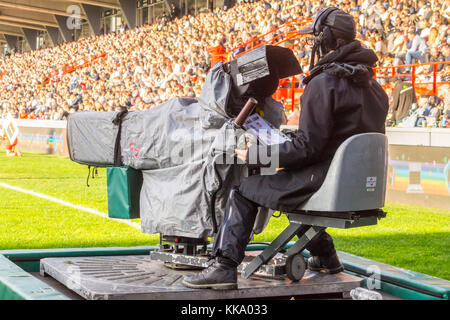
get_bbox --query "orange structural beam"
[224,17,312,61]
[41,52,108,85]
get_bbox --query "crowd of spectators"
[0,0,449,127]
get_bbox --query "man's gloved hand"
[235,147,248,162]
[281,128,298,139]
[235,132,256,163]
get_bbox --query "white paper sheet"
[243,113,291,146]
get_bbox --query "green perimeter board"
[0,247,156,300]
[0,255,67,300]
[319,250,450,300]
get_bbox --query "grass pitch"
[0,150,449,280]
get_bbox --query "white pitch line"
[0,182,141,230]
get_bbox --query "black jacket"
[239,41,389,211]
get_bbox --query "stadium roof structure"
[0,0,137,50]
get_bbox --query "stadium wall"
[2,120,450,210]
[2,119,68,156]
[386,128,450,211]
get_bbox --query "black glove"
[281,128,297,139]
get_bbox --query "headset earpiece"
[321,26,337,52]
[322,26,330,52]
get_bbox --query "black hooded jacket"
[239,41,389,211]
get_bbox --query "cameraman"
[183,8,389,290]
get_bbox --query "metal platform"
[40,255,363,300]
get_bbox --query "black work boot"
[182,260,238,290]
[307,253,344,274]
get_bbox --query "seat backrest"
[297,133,388,212]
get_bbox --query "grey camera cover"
[67,62,283,238]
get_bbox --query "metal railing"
[374,61,450,96]
[274,61,450,111]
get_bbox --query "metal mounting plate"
[40,255,362,300]
[150,251,286,277]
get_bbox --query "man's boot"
[307,253,344,274]
[182,260,238,290]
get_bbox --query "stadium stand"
[0,0,449,128]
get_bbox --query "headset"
[309,7,358,70]
[309,7,340,70]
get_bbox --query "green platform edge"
[0,246,155,300]
[0,255,67,300]
[0,244,449,300]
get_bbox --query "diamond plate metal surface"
[40,255,362,300]
[63,256,179,285]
